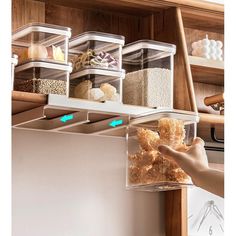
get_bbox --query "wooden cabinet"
[12,1,224,235]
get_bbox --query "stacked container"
[12,22,72,95]
[126,110,199,191]
[68,32,125,102]
[122,40,176,108]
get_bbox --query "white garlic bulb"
[28,44,48,59]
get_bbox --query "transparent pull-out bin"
[122,40,176,108]
[69,69,125,103]
[69,31,124,72]
[126,110,199,191]
[12,22,71,64]
[11,54,18,90]
[14,61,72,96]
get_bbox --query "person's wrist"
[191,165,210,187]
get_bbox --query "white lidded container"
[122,40,176,108]
[69,31,124,72]
[11,54,18,90]
[12,23,72,95]
[126,109,199,192]
[68,31,125,102]
[69,69,125,103]
[12,22,71,64]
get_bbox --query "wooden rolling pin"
[204,93,224,106]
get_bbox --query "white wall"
[12,129,165,236]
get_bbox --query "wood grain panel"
[181,8,224,34]
[12,0,45,31]
[165,188,188,236]
[45,3,151,42]
[45,4,84,36]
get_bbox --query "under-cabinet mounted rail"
[12,94,199,137]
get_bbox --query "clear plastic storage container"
[69,68,125,102]
[126,110,199,191]
[12,23,72,95]
[12,22,71,64]
[14,61,72,95]
[122,40,176,108]
[69,31,124,73]
[11,54,18,90]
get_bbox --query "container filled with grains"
[12,23,72,95]
[126,110,199,191]
[68,32,125,102]
[122,40,176,108]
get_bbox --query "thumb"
[158,145,184,161]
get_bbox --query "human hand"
[158,137,224,197]
[158,137,209,185]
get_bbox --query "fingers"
[158,145,185,160]
[192,137,205,147]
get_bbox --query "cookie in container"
[12,23,72,95]
[126,110,199,191]
[122,40,176,109]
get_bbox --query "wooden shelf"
[199,112,224,125]
[189,56,224,86]
[38,0,224,13]
[12,91,48,115]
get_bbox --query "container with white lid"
[69,31,125,73]
[69,68,125,103]
[13,61,72,95]
[12,22,71,64]
[126,109,199,191]
[11,54,18,90]
[122,40,176,109]
[12,23,72,95]
[68,32,125,102]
